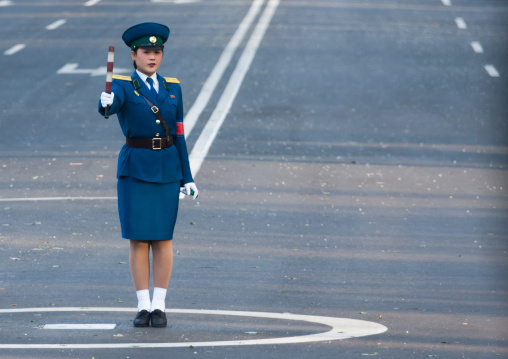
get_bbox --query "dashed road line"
[441,0,451,6]
[46,19,67,30]
[151,0,201,3]
[0,0,13,6]
[0,196,116,202]
[84,0,101,6]
[484,65,500,77]
[454,17,467,29]
[4,44,25,56]
[43,324,116,330]
[470,41,483,53]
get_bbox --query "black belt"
[126,136,173,150]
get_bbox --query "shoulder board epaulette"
[112,74,132,81]
[164,77,180,84]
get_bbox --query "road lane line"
[46,19,67,30]
[184,0,265,139]
[0,0,13,6]
[84,0,101,6]
[0,197,116,202]
[484,65,500,77]
[470,41,483,53]
[441,0,451,6]
[4,44,25,55]
[43,324,116,330]
[454,17,467,29]
[188,0,280,176]
[152,0,201,3]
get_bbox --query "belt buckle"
[152,138,162,150]
[151,106,159,114]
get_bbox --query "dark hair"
[132,46,164,70]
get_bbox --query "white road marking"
[4,44,25,55]
[441,0,451,6]
[84,0,101,6]
[0,307,387,349]
[470,41,483,53]
[484,64,500,77]
[46,19,67,30]
[454,17,467,29]
[184,0,265,139]
[57,63,130,77]
[43,324,116,330]
[0,196,116,202]
[0,0,13,6]
[188,0,280,177]
[151,0,201,3]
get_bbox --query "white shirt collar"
[136,70,158,92]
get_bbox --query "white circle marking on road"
[0,307,387,349]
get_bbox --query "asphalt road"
[0,0,507,358]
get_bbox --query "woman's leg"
[129,240,151,290]
[129,240,151,315]
[150,240,173,314]
[151,240,173,289]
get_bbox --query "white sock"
[136,289,151,312]
[151,287,167,312]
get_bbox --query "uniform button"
[156,133,160,137]
[156,120,160,124]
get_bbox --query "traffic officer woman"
[98,22,198,328]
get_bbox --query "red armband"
[176,122,184,135]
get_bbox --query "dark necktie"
[146,77,158,99]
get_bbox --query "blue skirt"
[117,176,180,241]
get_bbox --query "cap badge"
[149,36,157,44]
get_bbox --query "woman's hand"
[100,92,115,107]
[182,182,198,199]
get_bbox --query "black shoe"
[150,309,167,328]
[133,310,151,327]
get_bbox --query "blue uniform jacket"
[98,71,193,186]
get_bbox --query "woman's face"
[131,48,163,76]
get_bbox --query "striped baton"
[104,46,114,118]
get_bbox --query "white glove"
[181,182,198,199]
[100,92,114,107]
